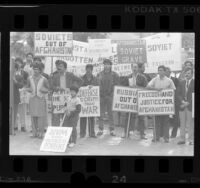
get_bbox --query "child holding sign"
[62,86,81,148]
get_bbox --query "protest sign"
[52,89,71,114]
[138,89,175,116]
[144,33,182,73]
[78,86,100,117]
[192,92,194,118]
[72,40,89,57]
[116,40,146,64]
[88,39,112,57]
[34,32,73,56]
[40,127,72,153]
[112,63,132,77]
[112,86,138,113]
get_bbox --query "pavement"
[9,124,193,156]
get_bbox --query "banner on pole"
[52,88,71,114]
[112,86,138,113]
[34,32,73,56]
[112,63,132,77]
[138,89,175,115]
[40,127,72,153]
[115,40,147,64]
[144,33,182,73]
[78,86,100,117]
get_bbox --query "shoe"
[189,142,194,145]
[21,127,26,132]
[90,135,97,138]
[110,132,116,136]
[152,138,159,142]
[68,143,75,148]
[140,135,147,140]
[97,131,103,136]
[177,141,185,145]
[129,131,134,135]
[164,139,169,143]
[30,135,37,138]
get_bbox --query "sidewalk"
[9,125,193,156]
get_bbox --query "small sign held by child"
[40,127,72,153]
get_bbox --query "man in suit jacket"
[50,60,83,126]
[177,67,194,145]
[165,67,180,138]
[123,63,148,139]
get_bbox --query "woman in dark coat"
[13,58,28,130]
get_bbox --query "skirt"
[29,96,46,117]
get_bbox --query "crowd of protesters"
[11,52,194,148]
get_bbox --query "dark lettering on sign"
[82,106,98,115]
[147,43,172,52]
[117,40,147,64]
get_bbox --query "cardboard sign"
[78,86,100,117]
[52,89,71,114]
[40,127,72,153]
[144,33,182,73]
[112,63,132,77]
[138,89,175,116]
[112,86,138,113]
[116,40,147,64]
[34,32,73,56]
[88,39,112,56]
[192,92,194,118]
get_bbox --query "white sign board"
[88,39,112,56]
[34,32,73,56]
[112,63,132,77]
[145,33,182,73]
[52,89,71,114]
[78,86,100,117]
[138,89,175,115]
[40,127,72,153]
[112,86,138,113]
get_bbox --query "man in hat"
[97,59,119,136]
[50,60,83,126]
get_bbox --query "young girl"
[62,86,81,148]
[25,63,49,138]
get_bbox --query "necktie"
[185,80,189,100]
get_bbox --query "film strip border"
[0,4,200,183]
[0,5,199,30]
[0,157,198,183]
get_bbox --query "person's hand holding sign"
[88,85,93,89]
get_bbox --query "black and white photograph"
[9,32,195,156]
